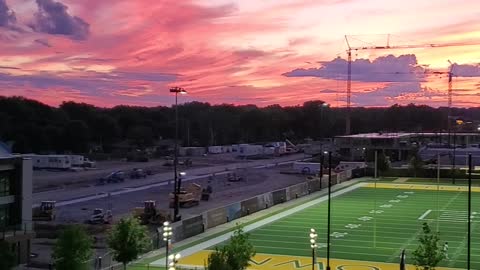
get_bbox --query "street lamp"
[452,118,465,185]
[326,151,332,270]
[168,253,181,270]
[162,221,172,269]
[309,228,318,270]
[170,86,187,222]
[320,103,330,138]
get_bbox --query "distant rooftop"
[336,132,480,139]
[336,133,415,139]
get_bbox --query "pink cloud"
[0,0,479,108]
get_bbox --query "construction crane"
[344,34,479,135]
[424,61,455,144]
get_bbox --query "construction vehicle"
[163,158,193,167]
[86,208,113,224]
[169,183,202,208]
[201,185,213,201]
[133,201,170,225]
[227,172,243,182]
[285,138,300,154]
[33,201,56,221]
[98,171,126,185]
[130,168,147,179]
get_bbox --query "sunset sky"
[0,0,479,107]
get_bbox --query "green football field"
[236,185,480,269]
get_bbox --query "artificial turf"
[224,186,480,269]
[131,182,480,270]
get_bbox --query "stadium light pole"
[170,86,187,222]
[326,151,332,270]
[162,221,173,270]
[320,103,329,138]
[319,152,324,189]
[468,153,472,270]
[309,228,318,270]
[168,253,181,270]
[452,119,464,185]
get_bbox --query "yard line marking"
[387,190,464,263]
[418,209,432,220]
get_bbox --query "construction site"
[27,147,316,268]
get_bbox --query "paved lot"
[32,154,306,206]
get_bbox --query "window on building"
[0,173,11,196]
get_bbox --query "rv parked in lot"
[25,154,72,170]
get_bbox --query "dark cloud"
[453,63,480,77]
[30,0,90,40]
[353,82,423,106]
[34,38,52,47]
[0,0,16,27]
[0,70,177,93]
[233,49,266,59]
[284,54,425,82]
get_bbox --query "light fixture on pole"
[168,253,181,270]
[468,153,472,270]
[170,86,187,222]
[162,221,173,270]
[309,228,318,270]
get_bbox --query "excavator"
[133,200,170,225]
[87,208,113,224]
[32,201,56,221]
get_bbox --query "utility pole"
[468,154,472,270]
[169,87,187,222]
[326,151,332,270]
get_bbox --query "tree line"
[0,96,479,154]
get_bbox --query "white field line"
[149,182,366,266]
[418,209,432,220]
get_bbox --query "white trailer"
[28,155,72,170]
[293,162,321,175]
[68,155,85,167]
[222,145,233,153]
[238,144,264,157]
[208,146,223,154]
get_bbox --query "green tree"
[206,226,255,270]
[412,222,445,270]
[409,150,424,178]
[376,152,390,177]
[52,225,93,270]
[0,241,16,270]
[108,217,151,270]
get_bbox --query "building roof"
[336,133,415,139]
[336,132,480,139]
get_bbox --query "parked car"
[130,168,147,179]
[98,171,126,184]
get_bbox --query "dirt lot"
[30,164,307,267]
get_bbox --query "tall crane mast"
[343,35,478,135]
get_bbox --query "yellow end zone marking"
[178,251,458,270]
[364,183,480,192]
